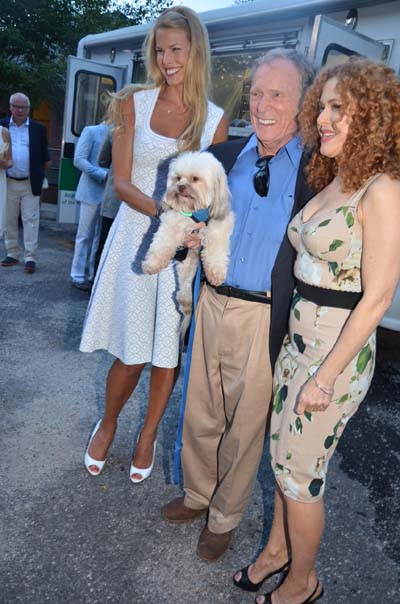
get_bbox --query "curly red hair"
[299,58,400,192]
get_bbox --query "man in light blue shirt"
[70,122,109,291]
[226,133,302,292]
[163,49,315,561]
[0,92,50,274]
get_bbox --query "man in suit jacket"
[70,122,109,291]
[163,49,315,561]
[0,92,50,274]
[92,127,120,279]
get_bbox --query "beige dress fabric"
[270,176,379,503]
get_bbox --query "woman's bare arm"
[112,96,158,217]
[211,114,229,145]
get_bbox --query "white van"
[58,0,400,329]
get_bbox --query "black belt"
[207,283,271,304]
[7,176,29,181]
[295,279,362,310]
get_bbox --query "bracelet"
[312,374,334,396]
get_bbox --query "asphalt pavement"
[0,219,399,604]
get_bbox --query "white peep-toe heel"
[130,433,157,484]
[84,420,107,476]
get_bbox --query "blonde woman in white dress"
[81,6,228,482]
[0,125,12,238]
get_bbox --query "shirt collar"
[10,116,29,127]
[238,133,303,168]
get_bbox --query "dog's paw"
[204,265,226,287]
[177,292,193,315]
[142,258,162,275]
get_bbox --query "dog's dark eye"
[192,176,199,182]
[176,176,181,181]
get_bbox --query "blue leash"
[173,263,202,484]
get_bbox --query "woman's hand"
[0,158,11,169]
[183,222,206,249]
[295,375,333,415]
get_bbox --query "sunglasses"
[253,155,273,197]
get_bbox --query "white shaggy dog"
[142,151,234,336]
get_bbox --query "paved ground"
[0,219,399,604]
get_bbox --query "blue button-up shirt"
[7,117,30,179]
[225,134,302,292]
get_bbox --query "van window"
[211,51,267,135]
[322,44,359,67]
[72,71,116,136]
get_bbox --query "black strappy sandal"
[255,581,324,604]
[232,559,291,592]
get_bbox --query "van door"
[309,15,386,68]
[58,57,125,223]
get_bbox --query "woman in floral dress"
[233,59,400,604]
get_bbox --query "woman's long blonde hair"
[106,83,147,129]
[108,7,211,151]
[145,6,211,151]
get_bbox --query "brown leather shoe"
[24,261,36,274]
[1,256,19,267]
[162,496,207,523]
[197,526,232,562]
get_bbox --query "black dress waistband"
[207,283,271,304]
[295,279,362,310]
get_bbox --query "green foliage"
[356,343,372,374]
[273,385,288,415]
[293,332,306,354]
[308,478,324,497]
[0,0,170,107]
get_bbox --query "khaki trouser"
[182,284,273,534]
[5,178,40,262]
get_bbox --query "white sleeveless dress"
[80,87,224,367]
[0,126,9,238]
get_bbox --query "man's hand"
[183,222,206,249]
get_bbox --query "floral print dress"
[270,175,379,502]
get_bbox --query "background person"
[162,49,315,562]
[92,130,117,279]
[80,6,228,482]
[70,122,109,291]
[233,59,400,604]
[0,125,12,238]
[0,92,50,274]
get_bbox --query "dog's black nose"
[178,184,187,193]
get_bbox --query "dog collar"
[179,208,209,224]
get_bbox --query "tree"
[0,0,170,107]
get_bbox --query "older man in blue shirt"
[163,49,315,561]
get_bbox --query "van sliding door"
[58,57,124,224]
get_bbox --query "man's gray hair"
[251,48,315,102]
[9,92,31,107]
